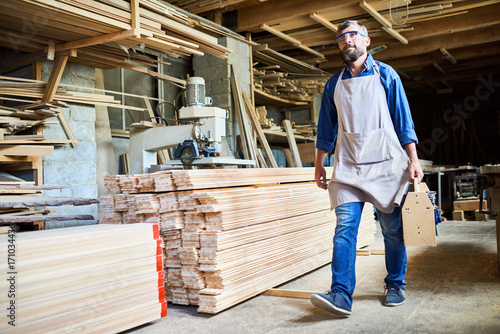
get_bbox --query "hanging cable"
[389,0,410,26]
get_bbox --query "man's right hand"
[315,165,328,190]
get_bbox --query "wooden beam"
[41,55,69,102]
[309,12,338,33]
[131,0,141,30]
[399,4,500,42]
[260,24,325,59]
[381,26,409,45]
[321,25,500,71]
[47,29,138,53]
[237,0,358,31]
[360,0,393,28]
[360,1,408,44]
[242,92,278,168]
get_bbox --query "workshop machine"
[129,77,254,174]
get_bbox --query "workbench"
[479,165,500,271]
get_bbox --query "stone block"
[69,119,95,141]
[43,187,74,198]
[72,184,99,199]
[43,161,96,184]
[70,105,96,122]
[73,141,97,162]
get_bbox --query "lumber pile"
[1,0,235,83]
[101,167,377,314]
[255,105,277,129]
[0,171,98,230]
[0,101,75,144]
[253,69,327,104]
[0,223,166,333]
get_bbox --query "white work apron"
[328,64,409,213]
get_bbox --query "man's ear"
[365,36,371,47]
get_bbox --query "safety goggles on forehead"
[336,30,367,43]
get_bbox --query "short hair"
[337,20,368,37]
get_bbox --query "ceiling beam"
[320,26,500,71]
[260,24,325,59]
[309,12,338,33]
[359,0,408,44]
[400,4,500,41]
[237,0,358,31]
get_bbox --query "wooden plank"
[263,288,313,299]
[242,92,278,168]
[282,120,302,168]
[56,109,78,148]
[0,195,98,209]
[230,67,255,163]
[0,214,94,223]
[0,145,54,156]
[49,28,138,53]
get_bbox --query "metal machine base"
[150,158,256,171]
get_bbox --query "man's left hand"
[408,159,424,183]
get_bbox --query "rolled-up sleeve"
[381,64,418,147]
[316,76,339,152]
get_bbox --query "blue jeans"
[331,202,407,306]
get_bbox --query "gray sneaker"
[385,284,406,306]
[310,290,352,316]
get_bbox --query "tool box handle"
[413,178,420,192]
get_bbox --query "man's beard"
[340,45,365,63]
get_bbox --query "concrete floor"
[125,220,500,334]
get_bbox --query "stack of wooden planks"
[0,223,166,333]
[255,106,277,129]
[253,69,327,103]
[101,167,377,314]
[0,171,99,229]
[1,0,235,83]
[0,100,75,144]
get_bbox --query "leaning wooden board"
[0,223,166,333]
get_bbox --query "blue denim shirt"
[316,54,418,152]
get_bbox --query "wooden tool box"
[402,180,437,247]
